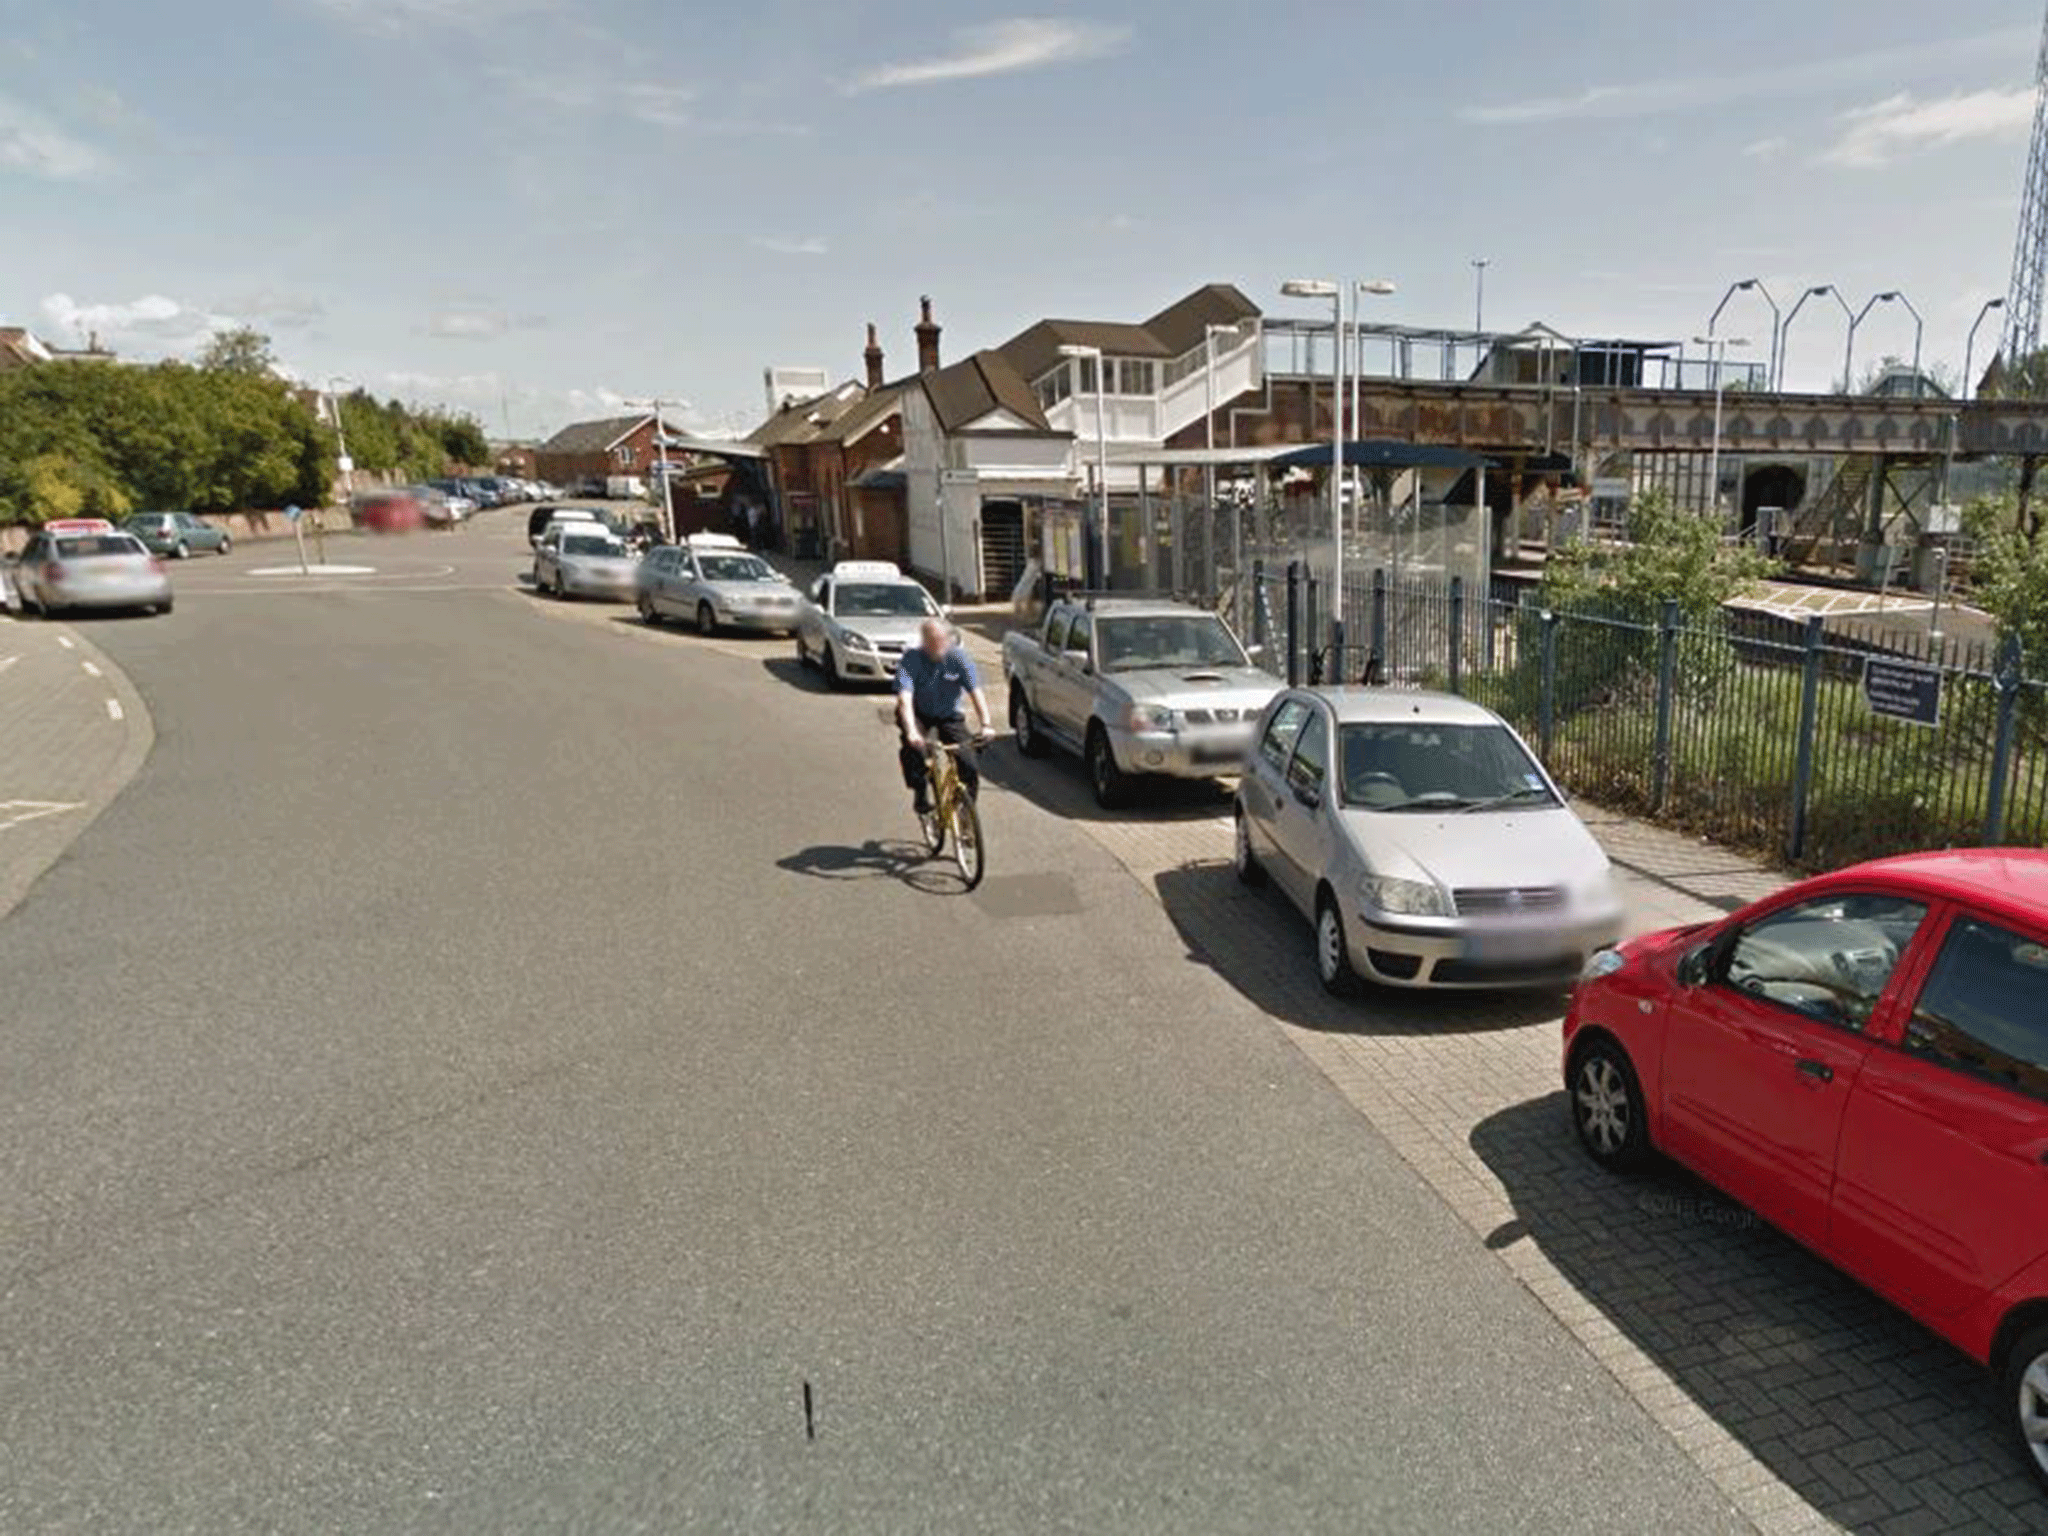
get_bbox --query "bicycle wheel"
[918,801,947,857]
[949,794,985,890]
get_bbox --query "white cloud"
[425,307,547,339]
[750,234,829,257]
[1819,86,2037,168]
[39,292,230,352]
[486,67,696,129]
[305,0,556,33]
[1742,136,1789,161]
[1460,26,2031,126]
[0,93,112,181]
[848,17,1131,93]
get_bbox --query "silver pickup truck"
[1003,596,1283,807]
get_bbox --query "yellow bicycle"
[918,741,986,890]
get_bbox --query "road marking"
[81,660,102,678]
[105,698,123,721]
[0,800,84,832]
[0,656,16,675]
[55,636,74,650]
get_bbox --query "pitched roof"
[744,381,867,449]
[922,350,1059,434]
[815,379,909,446]
[995,283,1264,385]
[1143,283,1261,355]
[536,413,653,455]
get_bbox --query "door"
[1660,891,1928,1245]
[1244,698,1313,908]
[1269,704,1335,909]
[1043,611,1093,737]
[1831,911,2048,1318]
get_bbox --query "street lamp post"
[1848,291,1921,394]
[1058,343,1112,588]
[1708,278,1782,392]
[626,397,676,543]
[1693,336,1750,519]
[1965,297,2007,402]
[1779,285,1852,394]
[324,375,355,564]
[1204,321,1236,622]
[1471,257,1490,334]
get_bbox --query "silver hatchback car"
[11,523,174,617]
[1235,688,1622,992]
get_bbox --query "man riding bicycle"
[896,617,995,818]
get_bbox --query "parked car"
[11,520,173,616]
[640,534,802,636]
[1564,849,2048,1491]
[526,504,606,546]
[410,486,475,526]
[1004,595,1281,807]
[355,492,425,533]
[794,560,943,684]
[123,511,231,559]
[532,524,637,601]
[1236,687,1621,992]
[605,475,648,501]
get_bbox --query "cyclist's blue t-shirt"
[896,646,980,721]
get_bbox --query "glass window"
[1286,710,1330,798]
[1077,357,1098,394]
[1720,893,1928,1032]
[1260,699,1311,773]
[1044,612,1071,653]
[1064,613,1092,657]
[1117,359,1155,396]
[1904,918,2048,1103]
[1095,615,1247,672]
[1340,722,1557,813]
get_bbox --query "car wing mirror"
[1676,944,1711,987]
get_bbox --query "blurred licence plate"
[1189,733,1249,766]
[1466,927,1564,964]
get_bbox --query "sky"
[2,0,2045,437]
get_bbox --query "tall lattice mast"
[2005,3,2048,364]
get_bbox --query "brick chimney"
[864,321,885,389]
[915,296,941,373]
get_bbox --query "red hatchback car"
[1564,849,2048,1487]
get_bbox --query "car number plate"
[1466,927,1564,964]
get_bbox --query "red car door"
[1830,908,2048,1320]
[1659,891,1930,1246]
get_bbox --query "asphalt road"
[0,516,1746,1533]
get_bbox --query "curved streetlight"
[1848,291,1923,396]
[1709,278,1782,391]
[1057,342,1112,587]
[1964,297,2006,401]
[1779,285,1852,395]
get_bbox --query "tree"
[1542,489,1773,625]
[439,417,490,468]
[197,326,278,376]
[1974,526,2048,670]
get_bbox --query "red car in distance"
[354,492,424,534]
[1564,849,2048,1489]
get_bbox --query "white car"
[794,561,943,688]
[636,534,802,634]
[1235,687,1623,993]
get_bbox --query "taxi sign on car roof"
[44,518,116,535]
[832,560,902,579]
[685,532,744,549]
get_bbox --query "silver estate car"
[794,561,941,687]
[1235,688,1623,992]
[637,535,802,636]
[533,525,637,601]
[12,524,174,617]
[123,511,231,558]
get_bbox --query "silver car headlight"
[842,630,876,652]
[1581,947,1627,981]
[1125,703,1176,733]
[1359,875,1453,918]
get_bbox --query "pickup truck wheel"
[1085,725,1132,809]
[1010,687,1049,758]
[1234,808,1266,887]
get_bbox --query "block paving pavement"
[959,622,2048,1536]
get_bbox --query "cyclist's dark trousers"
[900,715,980,803]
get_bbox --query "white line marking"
[55,636,74,650]
[105,698,123,721]
[0,656,17,675]
[0,799,84,831]
[81,660,101,677]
